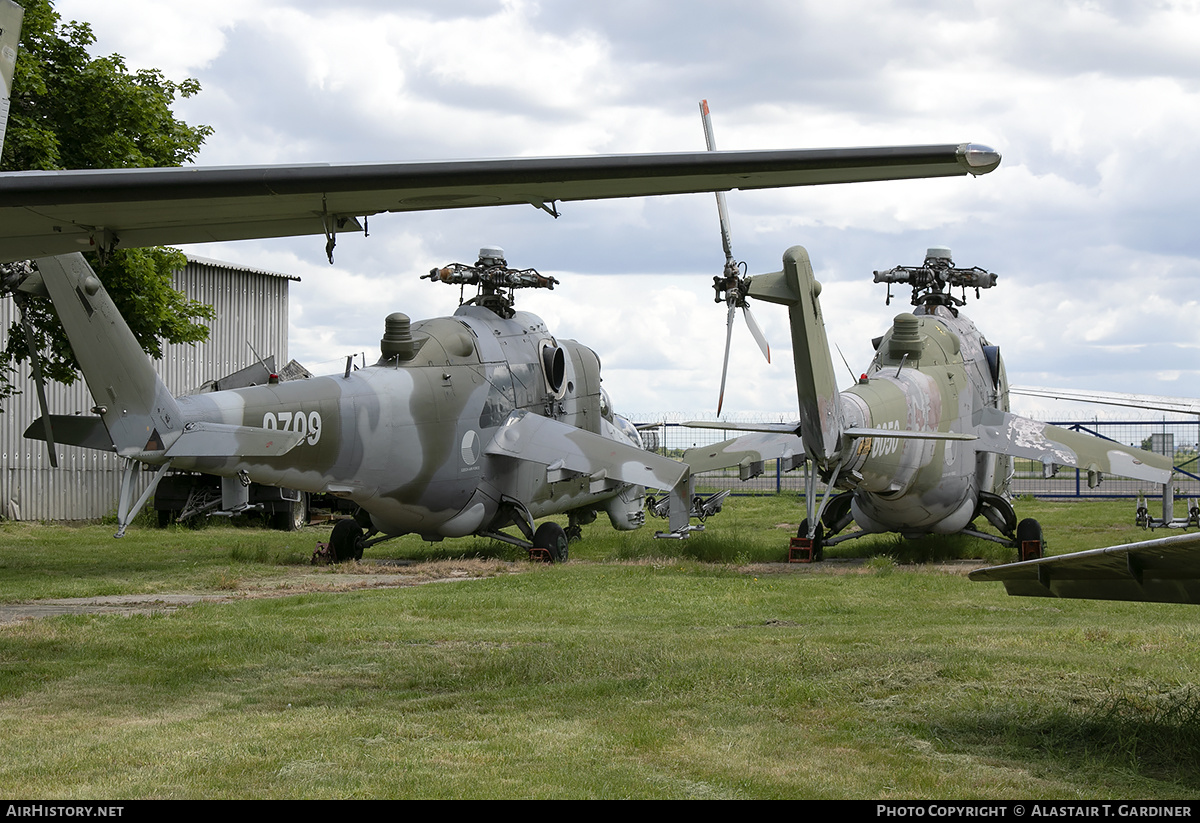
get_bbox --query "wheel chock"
[1019,539,1043,562]
[789,536,816,563]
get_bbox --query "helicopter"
[10,247,703,560]
[676,244,1175,559]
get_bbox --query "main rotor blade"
[717,301,736,417]
[742,304,770,363]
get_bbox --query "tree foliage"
[1,0,215,397]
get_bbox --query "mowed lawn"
[0,497,1197,799]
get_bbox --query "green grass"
[0,497,1196,798]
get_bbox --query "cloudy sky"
[51,0,1200,420]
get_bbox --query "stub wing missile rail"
[424,246,558,317]
[873,245,997,308]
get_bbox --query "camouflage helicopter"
[8,247,705,561]
[678,244,1175,558]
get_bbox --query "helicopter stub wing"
[972,408,1173,484]
[0,143,999,262]
[969,532,1200,605]
[485,409,686,491]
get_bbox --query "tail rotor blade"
[702,99,773,414]
[742,305,770,364]
[717,302,735,416]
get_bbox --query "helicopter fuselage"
[837,304,1009,537]
[168,305,647,539]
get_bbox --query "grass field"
[0,496,1197,799]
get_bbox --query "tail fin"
[33,254,183,457]
[747,246,843,464]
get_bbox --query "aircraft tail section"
[747,246,843,464]
[32,254,184,458]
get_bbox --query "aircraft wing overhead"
[969,532,1200,605]
[0,143,999,262]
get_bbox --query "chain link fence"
[631,413,1200,500]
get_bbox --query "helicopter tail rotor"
[701,100,770,416]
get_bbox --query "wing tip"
[958,143,1002,175]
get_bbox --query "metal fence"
[633,416,1200,500]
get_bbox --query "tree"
[0,0,215,401]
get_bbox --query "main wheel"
[1016,518,1043,561]
[271,493,309,532]
[532,522,569,563]
[329,518,364,563]
[797,518,825,562]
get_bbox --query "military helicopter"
[678,244,1175,558]
[10,247,701,560]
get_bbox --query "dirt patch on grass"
[735,558,992,576]
[0,558,519,625]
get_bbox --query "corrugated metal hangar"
[1,255,296,521]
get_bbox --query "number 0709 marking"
[262,410,322,445]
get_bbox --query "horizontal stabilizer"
[683,420,800,435]
[163,422,304,458]
[972,408,1172,484]
[970,532,1200,605]
[845,426,977,442]
[485,409,686,491]
[24,415,113,451]
[684,432,805,477]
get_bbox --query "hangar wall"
[0,255,294,521]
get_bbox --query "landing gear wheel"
[565,524,583,544]
[820,492,854,537]
[1016,518,1043,562]
[329,518,364,563]
[271,493,309,531]
[797,519,825,562]
[157,509,178,528]
[532,522,569,563]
